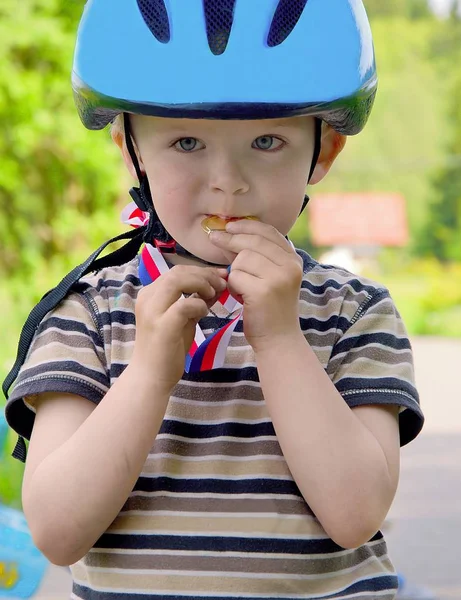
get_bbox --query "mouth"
[201,215,258,234]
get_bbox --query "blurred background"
[0,0,460,598]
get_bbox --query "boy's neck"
[163,251,227,270]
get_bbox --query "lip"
[201,214,260,234]
[205,214,240,220]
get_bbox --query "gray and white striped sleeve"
[328,289,424,446]
[5,289,109,442]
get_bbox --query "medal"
[122,202,243,373]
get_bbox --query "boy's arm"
[254,334,400,550]
[21,265,227,567]
[209,219,420,551]
[23,364,171,566]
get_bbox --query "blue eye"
[253,136,283,151]
[176,138,200,152]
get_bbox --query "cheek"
[146,162,200,217]
[271,202,303,236]
[263,164,308,227]
[148,158,189,190]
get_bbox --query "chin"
[198,249,231,266]
[178,240,230,266]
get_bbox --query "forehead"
[131,114,314,135]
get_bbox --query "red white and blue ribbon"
[121,202,242,373]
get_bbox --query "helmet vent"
[137,0,171,44]
[204,0,237,56]
[267,0,308,47]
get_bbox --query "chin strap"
[309,118,323,183]
[300,117,322,215]
[124,113,322,263]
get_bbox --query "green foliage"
[364,255,461,337]
[417,16,461,262]
[0,280,32,508]
[364,0,432,19]
[0,0,124,279]
[292,16,452,251]
[0,0,127,508]
[0,426,24,508]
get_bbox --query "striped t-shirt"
[5,249,424,600]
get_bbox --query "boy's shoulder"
[298,248,389,294]
[59,257,142,328]
[74,256,141,304]
[296,248,395,324]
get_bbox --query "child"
[3,1,424,598]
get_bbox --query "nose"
[209,153,250,198]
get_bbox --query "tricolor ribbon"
[122,202,242,373]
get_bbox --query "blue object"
[73,0,377,134]
[0,505,48,598]
[396,574,437,600]
[0,411,8,456]
[0,411,48,598]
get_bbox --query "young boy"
[3,1,424,598]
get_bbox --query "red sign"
[308,193,409,247]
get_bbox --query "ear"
[111,121,146,181]
[309,124,347,185]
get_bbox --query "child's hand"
[131,266,228,392]
[209,220,304,353]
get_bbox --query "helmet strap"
[309,118,323,183]
[299,117,323,215]
[124,114,174,245]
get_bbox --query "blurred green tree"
[418,15,461,261]
[364,0,432,19]
[0,0,124,279]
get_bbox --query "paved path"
[384,337,461,599]
[21,337,461,599]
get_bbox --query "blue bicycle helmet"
[73,0,377,135]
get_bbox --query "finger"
[230,249,276,280]
[225,219,293,252]
[209,231,289,266]
[202,267,230,291]
[188,289,228,309]
[166,296,210,330]
[215,268,230,279]
[149,269,226,313]
[185,266,229,285]
[169,266,228,296]
[226,269,259,303]
[229,252,303,297]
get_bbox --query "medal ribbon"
[121,202,242,373]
